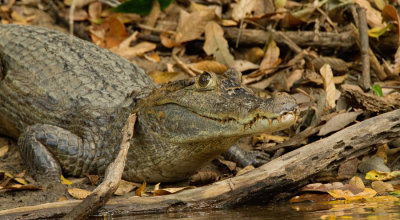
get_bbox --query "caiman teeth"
[198,110,298,128]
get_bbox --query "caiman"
[0,24,298,183]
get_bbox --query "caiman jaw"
[196,108,299,131]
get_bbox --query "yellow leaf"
[368,24,393,40]
[135,181,146,197]
[61,175,72,185]
[366,170,400,181]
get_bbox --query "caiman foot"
[18,124,82,185]
[223,145,271,168]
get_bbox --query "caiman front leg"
[18,124,85,183]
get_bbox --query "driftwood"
[1,109,399,219]
[224,28,356,49]
[62,114,136,219]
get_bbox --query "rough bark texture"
[1,109,399,219]
[224,28,356,49]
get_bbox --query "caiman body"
[0,25,297,183]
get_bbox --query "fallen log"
[1,109,399,219]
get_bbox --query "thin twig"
[69,0,76,37]
[357,6,371,90]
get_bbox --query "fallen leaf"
[354,0,385,28]
[285,69,303,91]
[328,188,377,201]
[88,1,102,20]
[144,52,161,63]
[85,174,100,185]
[372,181,394,193]
[232,0,257,21]
[232,60,259,72]
[160,32,178,48]
[3,184,40,191]
[148,71,187,84]
[189,171,218,185]
[68,188,91,200]
[0,138,9,158]
[135,181,146,197]
[366,170,400,181]
[111,42,157,59]
[203,21,234,67]
[175,9,216,44]
[61,175,72,185]
[65,8,88,21]
[217,158,237,171]
[114,180,138,196]
[318,111,363,136]
[153,186,196,196]
[190,60,228,74]
[236,165,255,176]
[320,64,338,109]
[349,176,365,190]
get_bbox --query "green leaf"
[112,0,153,15]
[158,0,173,10]
[371,84,383,97]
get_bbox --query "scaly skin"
[0,25,298,183]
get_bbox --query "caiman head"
[127,69,298,182]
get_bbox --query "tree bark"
[1,110,399,219]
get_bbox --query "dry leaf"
[3,184,40,191]
[311,57,348,74]
[175,9,216,44]
[232,0,257,21]
[285,69,303,91]
[260,40,281,71]
[153,186,196,196]
[349,176,365,190]
[85,174,100,185]
[111,42,157,59]
[88,1,102,20]
[318,111,362,136]
[189,171,218,185]
[190,60,228,74]
[90,16,128,48]
[320,64,337,109]
[244,47,264,63]
[148,71,187,84]
[65,8,88,21]
[232,60,259,72]
[0,138,9,158]
[203,21,234,67]
[160,32,178,48]
[221,19,237,26]
[236,165,255,176]
[64,0,95,7]
[114,180,138,196]
[135,181,146,197]
[218,158,237,171]
[354,0,385,28]
[371,181,394,193]
[68,188,91,200]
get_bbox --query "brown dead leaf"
[68,188,91,200]
[203,21,234,67]
[285,69,303,91]
[88,1,102,21]
[135,181,146,197]
[148,71,187,84]
[290,193,335,203]
[349,176,365,190]
[175,9,216,44]
[114,180,138,196]
[160,32,178,48]
[189,60,228,74]
[382,5,400,44]
[3,184,40,191]
[153,186,196,196]
[354,0,385,28]
[85,174,100,185]
[218,158,237,171]
[305,71,348,85]
[111,42,157,59]
[371,181,394,193]
[221,19,237,26]
[236,165,255,176]
[244,47,264,63]
[64,0,95,7]
[144,53,161,63]
[90,16,128,48]
[232,60,259,72]
[189,171,218,185]
[318,111,363,136]
[320,64,338,109]
[232,0,257,21]
[301,182,364,195]
[0,0,15,12]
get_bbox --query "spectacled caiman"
[0,24,298,183]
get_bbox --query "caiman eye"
[198,72,212,87]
